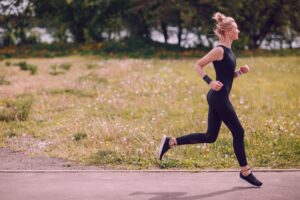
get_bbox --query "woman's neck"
[218,38,233,49]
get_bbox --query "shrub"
[78,73,108,84]
[90,150,123,165]
[0,74,10,85]
[5,61,11,66]
[102,37,156,58]
[0,94,34,121]
[86,64,98,69]
[49,63,72,75]
[17,61,38,75]
[72,132,87,141]
[48,88,97,98]
[49,64,65,75]
[5,131,16,138]
[60,63,72,71]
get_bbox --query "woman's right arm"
[195,47,224,91]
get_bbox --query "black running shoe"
[157,135,170,160]
[240,172,263,187]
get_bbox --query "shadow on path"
[130,186,258,200]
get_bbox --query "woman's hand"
[209,80,224,91]
[240,65,250,74]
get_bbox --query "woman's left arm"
[234,65,249,78]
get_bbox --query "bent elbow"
[194,63,202,71]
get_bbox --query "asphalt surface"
[0,171,299,200]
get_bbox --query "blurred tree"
[281,0,300,49]
[88,0,128,42]
[0,0,35,45]
[129,0,215,47]
[34,0,88,43]
[190,0,221,49]
[223,0,294,49]
[33,0,128,43]
[1,0,299,49]
[121,0,152,40]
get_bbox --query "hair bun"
[212,12,235,38]
[212,12,226,23]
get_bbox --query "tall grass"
[0,56,299,169]
[49,63,72,75]
[17,61,38,75]
[0,94,34,121]
[0,74,10,85]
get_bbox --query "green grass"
[0,56,299,169]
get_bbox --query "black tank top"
[212,45,236,94]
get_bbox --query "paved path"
[0,171,299,200]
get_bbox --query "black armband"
[203,75,212,84]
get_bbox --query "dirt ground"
[0,147,107,170]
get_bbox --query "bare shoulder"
[209,46,224,61]
[196,46,224,67]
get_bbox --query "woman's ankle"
[241,165,251,176]
[169,137,177,148]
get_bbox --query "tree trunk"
[289,40,293,49]
[70,24,85,43]
[177,21,182,47]
[143,23,150,39]
[18,27,27,44]
[160,21,168,44]
[248,36,261,49]
[279,35,283,49]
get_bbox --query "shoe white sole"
[157,135,167,160]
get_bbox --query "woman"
[157,12,263,187]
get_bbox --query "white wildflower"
[239,97,244,104]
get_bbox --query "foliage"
[0,94,34,121]
[1,0,299,49]
[0,0,36,45]
[0,42,299,59]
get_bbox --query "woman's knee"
[205,131,218,143]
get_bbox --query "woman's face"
[226,22,240,40]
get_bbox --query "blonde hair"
[212,12,235,38]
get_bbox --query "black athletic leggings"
[176,89,248,167]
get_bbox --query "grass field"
[0,56,299,169]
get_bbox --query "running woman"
[157,12,263,187]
